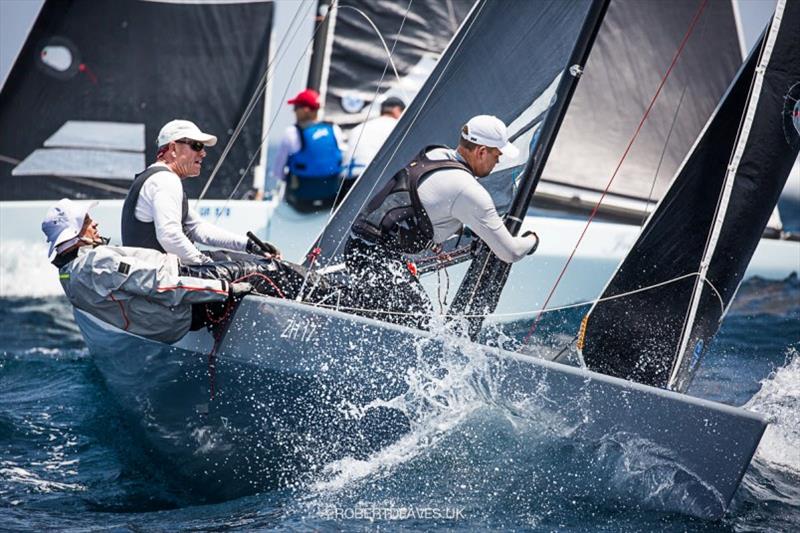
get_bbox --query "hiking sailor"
[341,96,405,203]
[121,119,279,265]
[44,199,252,344]
[269,89,347,212]
[345,115,539,328]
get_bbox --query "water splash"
[0,241,62,298]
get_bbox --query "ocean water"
[0,276,798,531]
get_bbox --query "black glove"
[521,231,539,255]
[228,281,253,300]
[246,232,281,258]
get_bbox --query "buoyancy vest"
[352,145,472,254]
[287,122,343,179]
[121,166,189,252]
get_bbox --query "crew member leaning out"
[121,119,279,265]
[346,115,539,328]
[43,199,252,344]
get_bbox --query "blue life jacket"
[287,122,342,179]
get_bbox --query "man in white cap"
[345,115,539,328]
[121,119,278,265]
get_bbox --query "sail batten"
[0,0,273,201]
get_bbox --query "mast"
[449,0,610,339]
[307,0,336,113]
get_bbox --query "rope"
[307,271,722,320]
[196,0,317,206]
[328,1,413,208]
[522,0,710,345]
[297,0,414,299]
[322,0,489,264]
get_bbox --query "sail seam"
[668,0,786,388]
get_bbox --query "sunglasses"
[175,139,205,152]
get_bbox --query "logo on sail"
[36,37,81,80]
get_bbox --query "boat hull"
[76,295,766,515]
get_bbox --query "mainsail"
[321,0,473,127]
[311,0,598,266]
[580,0,800,391]
[0,0,273,201]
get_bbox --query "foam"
[0,240,62,298]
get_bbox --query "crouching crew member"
[44,200,311,344]
[270,89,346,212]
[345,115,539,329]
[121,119,280,265]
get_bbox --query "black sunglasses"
[175,139,205,152]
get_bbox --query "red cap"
[287,89,320,110]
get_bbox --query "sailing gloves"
[521,231,540,255]
[246,235,281,259]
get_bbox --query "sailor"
[269,89,347,212]
[44,199,252,344]
[340,96,405,203]
[345,115,539,328]
[121,119,279,265]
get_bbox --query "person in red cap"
[268,88,347,212]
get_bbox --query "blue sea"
[0,275,798,531]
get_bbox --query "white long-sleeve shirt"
[134,163,248,265]
[341,115,398,179]
[268,123,347,186]
[417,148,536,264]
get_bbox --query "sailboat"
[0,0,276,296]
[68,0,800,517]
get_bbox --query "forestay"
[580,0,800,391]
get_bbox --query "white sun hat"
[461,115,520,159]
[41,198,97,259]
[156,119,217,147]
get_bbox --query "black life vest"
[352,145,472,254]
[121,165,190,251]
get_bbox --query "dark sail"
[538,0,742,216]
[449,0,610,339]
[580,0,800,391]
[323,0,473,127]
[0,0,272,201]
[312,0,596,266]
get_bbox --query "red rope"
[522,0,709,345]
[206,270,287,399]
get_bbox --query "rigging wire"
[302,271,724,320]
[521,0,711,346]
[323,0,489,264]
[327,1,414,214]
[196,0,317,206]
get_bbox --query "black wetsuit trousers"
[179,251,312,329]
[343,237,432,330]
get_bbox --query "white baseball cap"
[461,115,519,159]
[41,198,97,259]
[156,119,217,148]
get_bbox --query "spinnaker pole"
[449,0,610,339]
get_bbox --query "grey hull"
[75,295,765,515]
